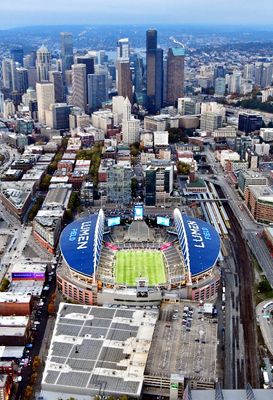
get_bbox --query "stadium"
[57,207,221,305]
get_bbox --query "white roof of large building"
[11,262,47,274]
[41,303,158,398]
[0,316,29,327]
[0,293,32,303]
[8,280,44,297]
[0,346,24,359]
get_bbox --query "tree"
[131,177,138,199]
[32,356,41,372]
[168,127,189,144]
[0,278,10,292]
[27,196,45,222]
[30,372,38,385]
[258,279,271,293]
[177,161,190,175]
[40,174,52,191]
[47,160,58,175]
[48,302,56,315]
[23,385,33,400]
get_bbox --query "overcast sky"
[1,0,273,28]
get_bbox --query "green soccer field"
[115,250,166,286]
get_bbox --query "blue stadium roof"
[174,211,221,277]
[60,213,103,277]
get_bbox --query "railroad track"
[217,185,259,387]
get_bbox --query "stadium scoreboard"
[157,216,170,227]
[134,204,144,220]
[107,216,121,227]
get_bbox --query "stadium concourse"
[56,208,221,306]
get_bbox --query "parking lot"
[145,301,218,385]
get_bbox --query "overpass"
[187,197,229,202]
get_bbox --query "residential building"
[107,165,133,205]
[144,114,179,132]
[214,77,226,96]
[36,82,55,124]
[220,150,240,169]
[238,170,268,196]
[72,64,87,111]
[80,181,94,206]
[245,185,273,223]
[212,126,237,138]
[0,181,34,220]
[200,113,222,132]
[33,209,63,254]
[145,160,174,206]
[260,128,273,142]
[177,97,200,115]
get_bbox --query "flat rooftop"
[8,281,44,297]
[42,303,158,398]
[191,389,273,399]
[145,301,217,384]
[0,293,31,303]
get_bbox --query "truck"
[263,371,269,386]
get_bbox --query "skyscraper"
[116,61,132,101]
[166,47,185,106]
[72,64,87,111]
[36,82,55,124]
[16,67,29,94]
[87,73,107,112]
[11,47,24,65]
[49,71,64,103]
[107,165,133,205]
[122,97,140,145]
[60,32,73,74]
[36,45,51,82]
[75,56,95,77]
[2,59,13,90]
[146,29,163,114]
[116,38,132,102]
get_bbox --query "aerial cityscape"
[1,1,273,400]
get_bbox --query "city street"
[256,300,273,356]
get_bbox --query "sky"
[1,0,273,28]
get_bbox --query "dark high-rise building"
[48,103,73,130]
[11,47,24,65]
[116,60,132,101]
[87,73,107,112]
[75,56,95,103]
[146,29,163,114]
[60,32,73,73]
[76,56,95,77]
[49,71,64,103]
[166,47,185,106]
[145,168,156,206]
[214,65,226,80]
[131,53,144,97]
[155,48,163,110]
[238,113,263,134]
[16,67,29,94]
